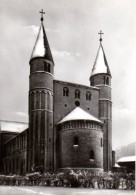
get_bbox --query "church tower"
[27,10,54,172]
[90,31,112,171]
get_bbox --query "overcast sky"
[0,0,136,149]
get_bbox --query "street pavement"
[0,186,135,195]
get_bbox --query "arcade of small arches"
[58,120,103,131]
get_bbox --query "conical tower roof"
[30,20,54,63]
[91,42,111,77]
[58,107,103,124]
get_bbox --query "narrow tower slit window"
[44,62,47,72]
[75,89,80,99]
[48,64,51,73]
[63,87,69,96]
[90,150,94,160]
[101,138,103,147]
[106,77,109,85]
[73,136,79,146]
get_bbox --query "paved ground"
[0,186,134,195]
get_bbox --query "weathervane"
[39,9,45,22]
[98,30,104,42]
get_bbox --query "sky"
[0,0,136,150]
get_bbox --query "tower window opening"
[75,89,80,99]
[48,64,51,73]
[101,138,103,147]
[44,62,51,73]
[86,92,91,100]
[73,136,79,146]
[106,77,109,85]
[63,87,69,96]
[90,150,94,160]
[44,62,48,72]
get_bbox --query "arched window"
[75,89,80,99]
[90,150,94,159]
[63,87,69,96]
[73,136,79,146]
[86,92,91,100]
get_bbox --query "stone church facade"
[1,14,113,175]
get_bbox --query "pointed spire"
[91,31,111,77]
[30,10,54,63]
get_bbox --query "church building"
[1,11,113,174]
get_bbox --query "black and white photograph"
[0,0,135,194]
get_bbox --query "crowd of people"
[0,169,135,190]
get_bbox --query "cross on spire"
[39,9,45,22]
[98,30,104,42]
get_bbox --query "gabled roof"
[58,107,103,124]
[30,23,54,63]
[91,43,111,77]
